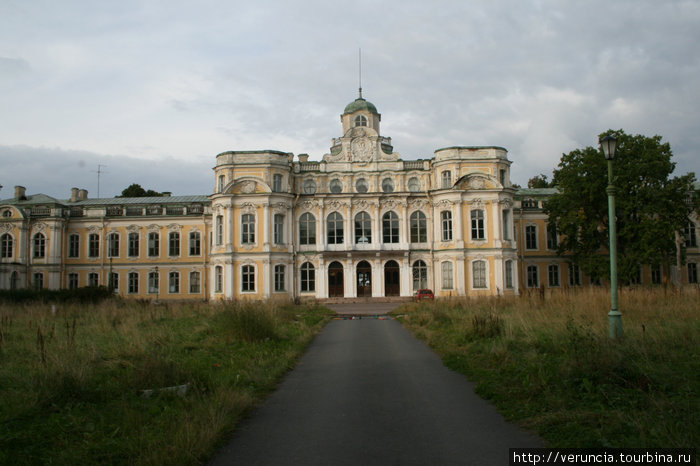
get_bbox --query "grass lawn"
[395,287,699,449]
[0,299,333,465]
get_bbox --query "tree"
[117,184,164,198]
[544,129,697,284]
[527,174,553,188]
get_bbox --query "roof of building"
[0,194,210,206]
[343,97,378,115]
[515,188,559,197]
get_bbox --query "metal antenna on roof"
[358,48,362,99]
[92,164,107,198]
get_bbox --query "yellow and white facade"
[1,94,698,300]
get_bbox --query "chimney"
[78,189,88,201]
[298,154,309,163]
[70,187,79,202]
[14,185,26,200]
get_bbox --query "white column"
[225,261,234,298]
[494,257,504,295]
[373,257,382,296]
[455,201,464,247]
[318,259,327,298]
[263,204,270,251]
[319,204,326,251]
[226,206,234,251]
[400,258,411,296]
[346,258,355,298]
[456,257,465,295]
[263,259,270,297]
[399,202,408,246]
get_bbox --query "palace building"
[1,94,698,300]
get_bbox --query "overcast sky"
[1,0,699,199]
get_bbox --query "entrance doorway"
[384,260,400,296]
[328,261,344,297]
[356,261,372,297]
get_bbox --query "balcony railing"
[30,207,51,217]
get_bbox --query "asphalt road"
[209,313,542,465]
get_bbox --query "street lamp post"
[600,135,623,339]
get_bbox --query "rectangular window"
[472,261,486,288]
[241,214,255,244]
[505,260,513,289]
[189,232,201,256]
[218,175,225,193]
[169,271,179,293]
[33,272,43,290]
[110,272,119,292]
[88,233,100,258]
[686,222,697,248]
[68,273,79,290]
[546,224,558,250]
[500,169,506,186]
[216,216,223,246]
[88,272,99,287]
[274,265,285,292]
[273,174,283,192]
[274,214,284,245]
[68,234,80,258]
[128,272,139,294]
[441,211,452,242]
[108,233,119,258]
[441,170,452,189]
[471,210,485,240]
[568,263,581,286]
[651,265,662,285]
[525,225,538,250]
[148,232,160,257]
[215,266,223,293]
[169,232,180,256]
[148,271,159,294]
[189,271,201,293]
[299,214,316,245]
[527,265,539,288]
[688,263,698,284]
[441,261,453,290]
[242,265,255,292]
[300,263,315,292]
[548,264,560,287]
[128,233,139,257]
[502,210,510,240]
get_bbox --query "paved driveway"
[209,307,541,465]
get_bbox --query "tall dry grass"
[397,286,699,448]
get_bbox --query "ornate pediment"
[455,173,499,191]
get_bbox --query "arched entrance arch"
[328,261,344,298]
[384,260,400,296]
[356,260,372,297]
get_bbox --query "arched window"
[472,261,487,288]
[382,211,399,243]
[410,211,427,243]
[300,262,315,292]
[327,212,344,244]
[354,115,367,127]
[412,260,428,291]
[355,212,372,244]
[299,213,316,245]
[241,213,255,244]
[471,210,485,240]
[0,233,13,258]
[33,233,46,258]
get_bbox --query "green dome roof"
[343,97,378,115]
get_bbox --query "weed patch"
[395,288,699,448]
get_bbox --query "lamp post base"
[608,310,623,339]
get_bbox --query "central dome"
[343,97,378,115]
